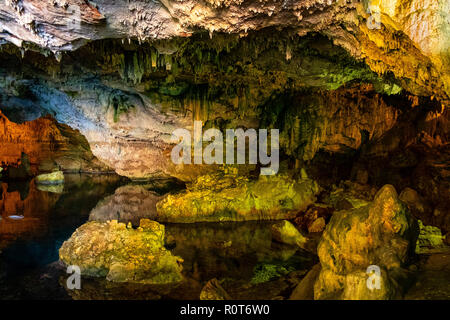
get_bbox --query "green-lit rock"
[35,171,64,185]
[315,185,419,300]
[59,219,183,284]
[156,170,320,223]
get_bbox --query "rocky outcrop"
[0,1,448,102]
[156,170,320,223]
[314,185,419,300]
[415,220,446,253]
[59,219,184,284]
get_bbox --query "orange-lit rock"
[0,110,110,175]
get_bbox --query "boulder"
[294,205,334,233]
[200,279,232,300]
[59,219,183,284]
[314,185,419,300]
[416,220,445,253]
[35,171,64,185]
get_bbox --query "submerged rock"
[59,219,183,284]
[314,185,419,300]
[156,172,320,223]
[35,171,64,185]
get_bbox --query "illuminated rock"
[415,220,445,253]
[59,219,184,284]
[0,0,447,102]
[156,171,320,223]
[314,185,419,300]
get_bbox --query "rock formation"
[59,219,184,284]
[0,1,448,101]
[0,1,446,182]
[35,170,64,184]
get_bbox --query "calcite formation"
[0,0,448,101]
[59,219,184,284]
[156,170,320,222]
[314,184,419,300]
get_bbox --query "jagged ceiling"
[0,0,449,103]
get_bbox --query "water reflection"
[89,185,163,226]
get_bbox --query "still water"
[0,174,316,300]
